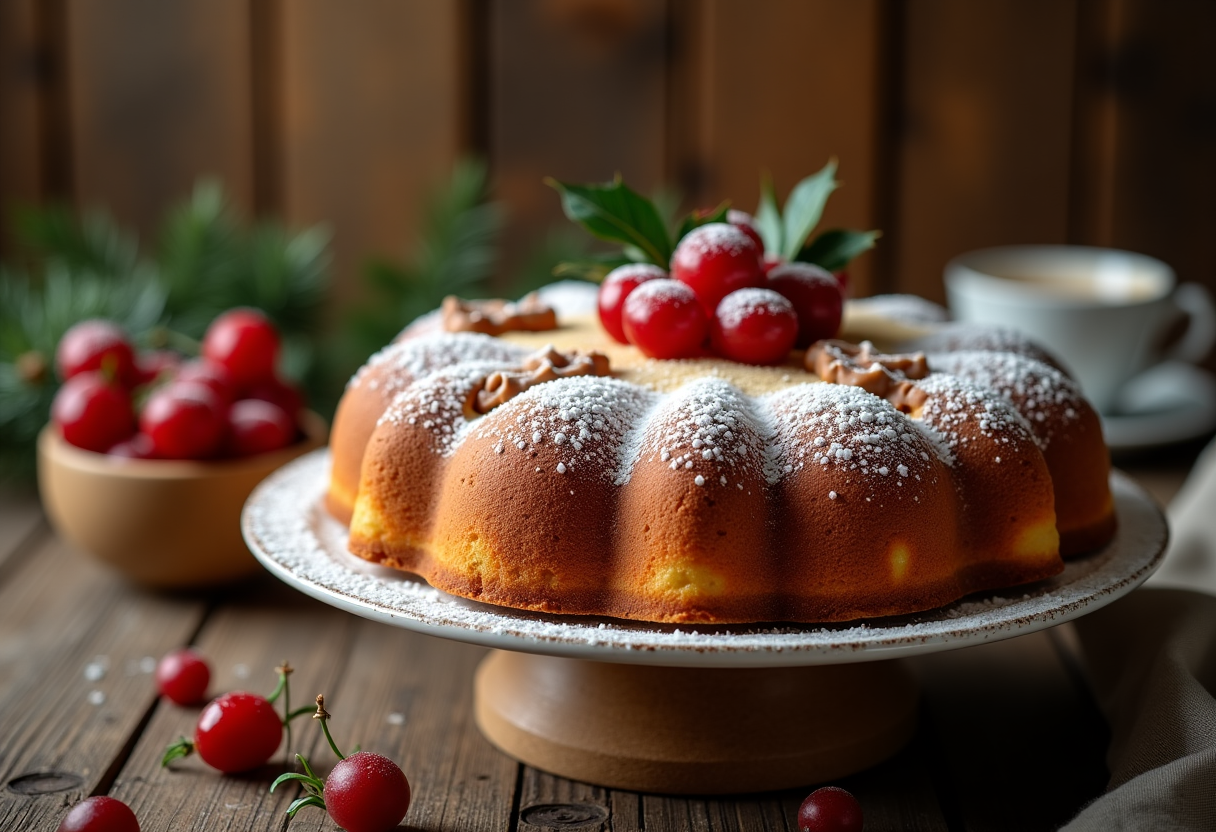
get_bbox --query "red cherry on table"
[140,381,226,460]
[155,647,211,706]
[711,288,799,365]
[671,222,764,314]
[597,263,666,344]
[56,795,140,832]
[56,320,138,386]
[767,262,844,348]
[323,751,412,832]
[798,786,863,832]
[224,399,296,457]
[622,279,709,359]
[193,691,283,773]
[727,208,766,253]
[202,308,280,390]
[52,371,135,453]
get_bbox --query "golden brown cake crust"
[330,307,1112,625]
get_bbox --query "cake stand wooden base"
[473,649,919,794]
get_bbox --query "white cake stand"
[243,450,1166,794]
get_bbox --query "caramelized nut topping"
[806,339,930,412]
[441,292,558,335]
[473,346,611,414]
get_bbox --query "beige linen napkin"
[1063,438,1216,831]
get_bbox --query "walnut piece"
[442,292,558,335]
[473,346,612,414]
[806,339,930,412]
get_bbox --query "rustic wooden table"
[0,445,1197,832]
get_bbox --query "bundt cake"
[325,300,1114,625]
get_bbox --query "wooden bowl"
[37,411,327,588]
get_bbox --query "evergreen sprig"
[0,180,331,485]
[345,159,504,362]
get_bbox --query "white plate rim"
[242,450,1166,668]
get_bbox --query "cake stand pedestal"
[243,452,1167,795]
[474,651,917,793]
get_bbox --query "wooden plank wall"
[1,0,1213,311]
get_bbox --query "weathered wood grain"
[278,0,465,308]
[1070,0,1216,301]
[679,0,885,297]
[0,531,205,831]
[0,491,44,568]
[65,0,255,233]
[893,0,1079,301]
[0,0,42,256]
[489,0,670,286]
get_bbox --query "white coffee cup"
[944,245,1216,414]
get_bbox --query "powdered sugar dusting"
[929,351,1085,447]
[244,452,1165,668]
[351,333,526,393]
[915,373,1035,459]
[675,222,755,258]
[471,375,657,485]
[640,377,773,489]
[765,383,943,489]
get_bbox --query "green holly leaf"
[780,160,839,261]
[674,200,730,245]
[754,176,782,257]
[546,176,672,267]
[798,228,880,273]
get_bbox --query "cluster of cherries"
[598,210,844,365]
[51,309,305,460]
[57,649,412,832]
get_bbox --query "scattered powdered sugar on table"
[243,451,1165,668]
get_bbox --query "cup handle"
[1166,283,1216,364]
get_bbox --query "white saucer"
[1101,362,1216,452]
[242,450,1166,669]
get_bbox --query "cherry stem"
[269,660,294,766]
[161,736,194,767]
[313,694,346,760]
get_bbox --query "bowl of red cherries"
[37,308,326,588]
[597,211,844,364]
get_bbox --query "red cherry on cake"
[598,263,666,344]
[727,208,765,253]
[202,308,280,390]
[798,786,863,832]
[56,319,138,386]
[767,262,844,348]
[671,222,763,314]
[711,288,799,365]
[140,381,226,459]
[52,371,136,453]
[224,399,296,457]
[622,279,708,359]
[834,269,849,294]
